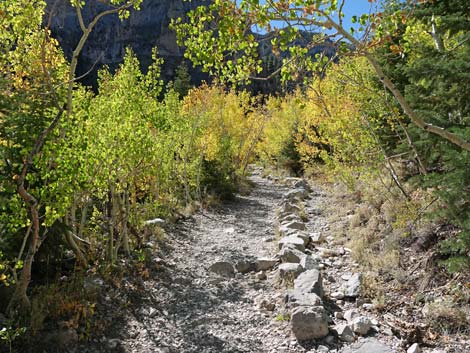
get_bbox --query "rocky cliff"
[46,0,210,87]
[45,1,336,93]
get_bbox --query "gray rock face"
[294,269,324,297]
[208,261,235,278]
[286,290,322,308]
[290,306,329,340]
[46,0,210,86]
[342,338,396,353]
[344,273,362,297]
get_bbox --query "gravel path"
[77,168,308,353]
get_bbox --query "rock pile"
[272,178,331,341]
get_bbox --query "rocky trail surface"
[72,168,459,353]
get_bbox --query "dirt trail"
[73,168,428,353]
[76,168,305,353]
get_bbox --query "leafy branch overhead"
[173,0,470,151]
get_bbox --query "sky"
[255,0,379,35]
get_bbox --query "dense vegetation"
[0,0,468,349]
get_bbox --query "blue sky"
[255,0,379,35]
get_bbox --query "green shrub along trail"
[0,1,468,352]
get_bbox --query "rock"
[334,311,344,319]
[46,0,209,88]
[309,232,325,244]
[279,213,302,223]
[278,263,304,281]
[335,324,355,342]
[293,179,311,191]
[344,273,362,298]
[208,261,235,278]
[286,290,322,308]
[294,269,323,297]
[344,309,360,323]
[293,231,310,245]
[350,316,373,335]
[278,246,305,263]
[407,343,421,353]
[291,306,329,340]
[279,220,306,232]
[331,291,345,300]
[278,202,302,215]
[145,218,165,225]
[257,271,267,280]
[284,188,309,201]
[342,338,395,353]
[278,236,306,252]
[299,254,319,270]
[256,258,278,271]
[236,260,255,273]
[362,303,374,311]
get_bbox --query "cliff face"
[46,0,210,87]
[45,1,336,93]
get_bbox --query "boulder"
[286,290,322,308]
[291,306,329,340]
[294,269,324,297]
[278,236,305,251]
[344,273,362,298]
[208,261,235,278]
[350,316,373,335]
[255,258,278,271]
